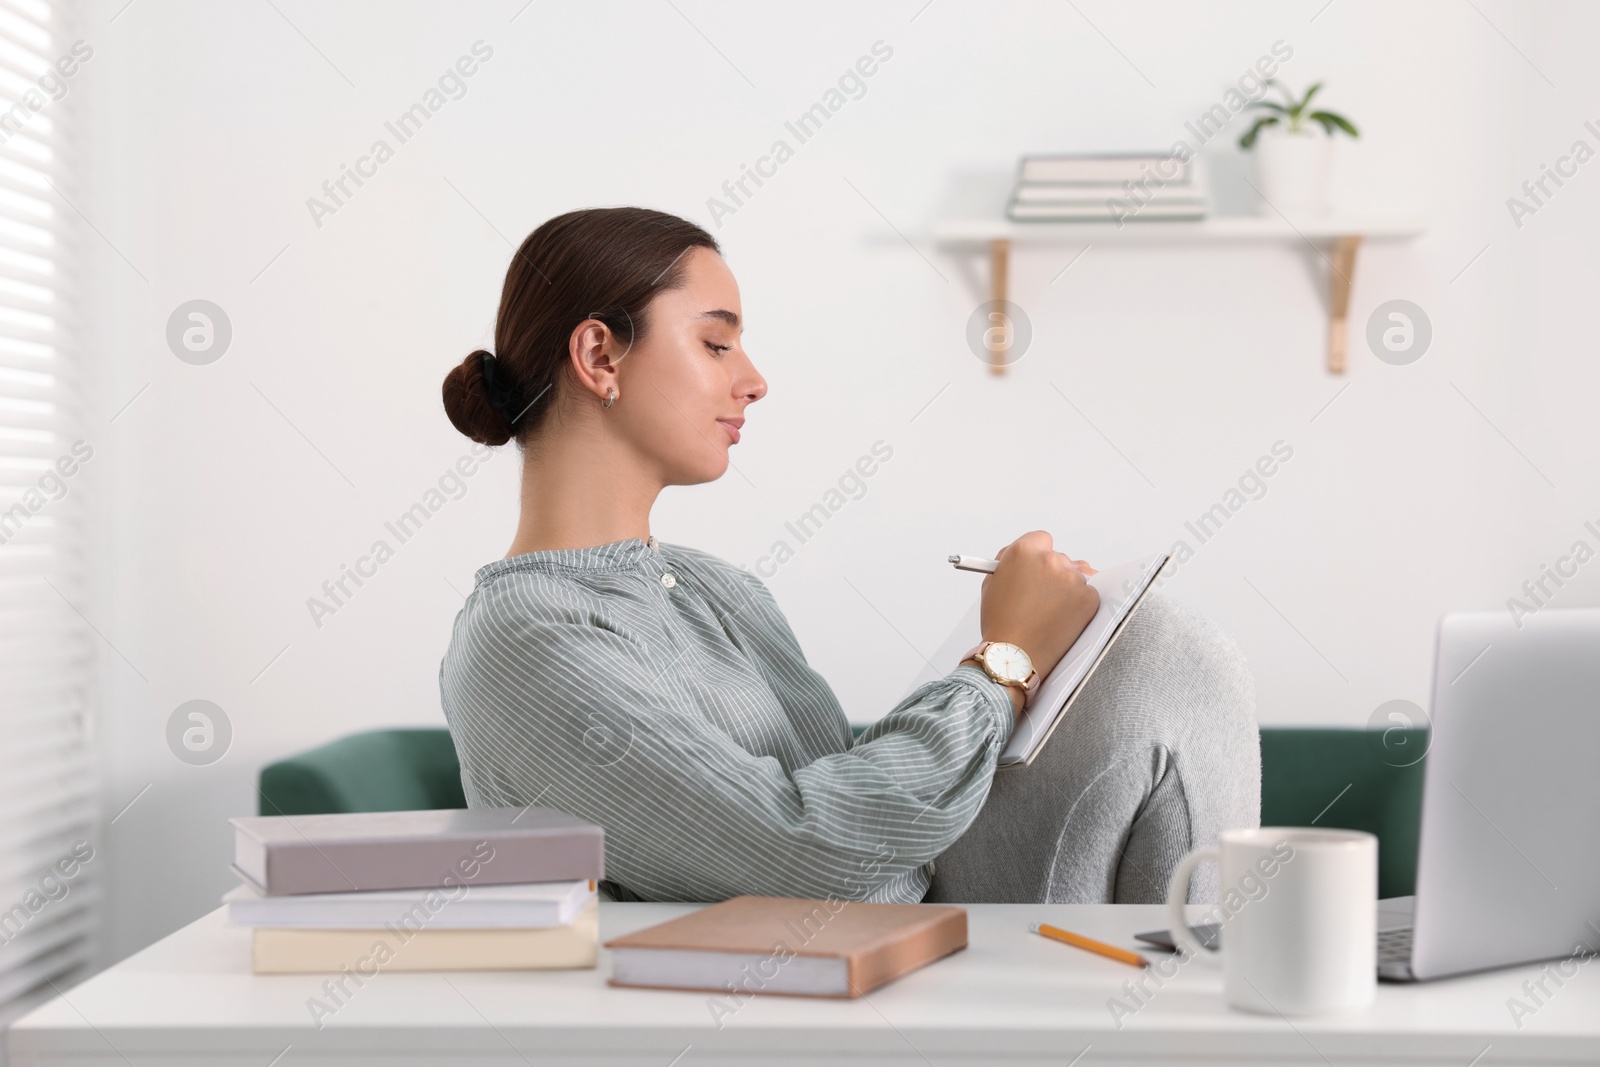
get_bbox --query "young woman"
[439,207,1259,905]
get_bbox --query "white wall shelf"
[932,214,1427,375]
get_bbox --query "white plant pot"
[1253,130,1332,218]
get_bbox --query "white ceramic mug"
[1165,827,1377,1015]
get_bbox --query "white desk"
[10,902,1600,1065]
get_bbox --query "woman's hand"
[969,531,1100,694]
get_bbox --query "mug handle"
[1165,845,1220,965]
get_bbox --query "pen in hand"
[949,553,1097,576]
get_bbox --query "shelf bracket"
[1327,235,1362,375]
[968,230,1371,375]
[988,238,1010,375]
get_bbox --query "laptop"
[1137,607,1600,981]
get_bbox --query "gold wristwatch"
[961,640,1041,706]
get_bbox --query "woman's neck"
[504,426,661,557]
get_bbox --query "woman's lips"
[716,420,741,444]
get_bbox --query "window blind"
[0,0,98,1031]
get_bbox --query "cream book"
[226,878,596,928]
[902,552,1170,767]
[604,895,966,998]
[251,899,599,973]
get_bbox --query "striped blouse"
[439,534,1016,903]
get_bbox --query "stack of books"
[1006,153,1209,223]
[224,807,605,974]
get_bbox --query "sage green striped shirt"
[439,535,1015,903]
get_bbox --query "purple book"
[230,807,604,896]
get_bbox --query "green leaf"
[1239,115,1279,149]
[1310,110,1359,137]
[1284,81,1322,122]
[1248,101,1291,116]
[1272,80,1298,109]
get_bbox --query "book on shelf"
[604,895,967,998]
[1018,152,1191,185]
[229,807,604,896]
[250,898,601,973]
[1005,201,1207,222]
[224,878,597,929]
[1008,152,1208,224]
[1011,184,1207,207]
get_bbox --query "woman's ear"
[568,319,620,402]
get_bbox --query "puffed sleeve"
[441,572,1016,903]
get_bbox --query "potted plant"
[1239,80,1358,217]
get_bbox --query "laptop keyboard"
[1378,924,1414,963]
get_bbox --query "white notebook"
[224,878,596,928]
[900,552,1170,767]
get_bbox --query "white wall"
[75,0,1599,964]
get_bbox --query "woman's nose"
[740,352,767,402]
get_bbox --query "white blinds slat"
[0,0,92,1022]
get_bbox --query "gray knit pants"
[923,593,1261,905]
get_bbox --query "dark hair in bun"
[442,207,720,447]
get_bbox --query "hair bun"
[441,349,515,447]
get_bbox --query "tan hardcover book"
[251,899,598,973]
[603,896,966,999]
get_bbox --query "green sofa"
[260,726,1427,899]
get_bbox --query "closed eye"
[706,342,731,355]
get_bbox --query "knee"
[1145,594,1253,710]
[1072,593,1258,749]
[1051,594,1261,856]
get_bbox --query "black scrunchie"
[479,352,527,431]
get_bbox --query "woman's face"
[606,246,766,486]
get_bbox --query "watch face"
[983,642,1032,684]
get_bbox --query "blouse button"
[660,572,677,589]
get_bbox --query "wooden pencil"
[1030,921,1150,968]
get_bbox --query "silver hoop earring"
[602,387,616,409]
